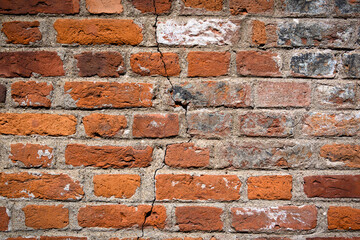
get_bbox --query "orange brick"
[247,175,292,200]
[11,81,53,108]
[187,52,230,77]
[93,174,140,198]
[2,21,41,44]
[83,114,127,138]
[165,143,210,168]
[176,206,223,231]
[10,143,54,168]
[23,205,69,229]
[328,206,360,230]
[132,114,179,138]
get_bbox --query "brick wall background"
[0,0,360,239]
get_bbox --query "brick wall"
[0,0,359,239]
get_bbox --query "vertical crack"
[137,2,193,239]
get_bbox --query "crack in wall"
[137,2,196,238]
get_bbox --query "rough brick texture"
[2,0,360,239]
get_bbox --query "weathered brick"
[239,112,294,137]
[290,52,336,78]
[78,205,166,229]
[83,114,127,138]
[0,207,9,231]
[314,83,356,109]
[11,81,53,108]
[320,144,360,168]
[2,21,41,44]
[156,174,241,201]
[301,112,360,137]
[132,0,172,14]
[236,51,281,77]
[0,0,80,14]
[221,142,313,169]
[277,21,356,48]
[163,238,202,240]
[230,0,274,14]
[93,174,140,198]
[307,238,360,240]
[0,113,76,136]
[172,81,251,108]
[86,0,123,13]
[23,205,69,229]
[256,81,311,107]
[252,20,267,45]
[232,206,317,231]
[182,0,222,11]
[130,52,180,76]
[335,0,360,15]
[40,237,87,240]
[0,172,84,200]
[54,19,143,45]
[0,84,6,103]
[328,206,360,230]
[0,52,64,78]
[187,52,230,77]
[247,175,292,200]
[343,53,360,78]
[157,19,240,46]
[10,143,54,168]
[64,82,153,109]
[187,112,232,138]
[304,175,360,198]
[65,144,152,168]
[75,52,125,77]
[165,143,210,168]
[281,0,332,14]
[175,206,223,231]
[132,114,179,138]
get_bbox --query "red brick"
[83,114,127,138]
[0,172,84,200]
[78,205,166,229]
[132,114,179,138]
[252,20,267,45]
[0,113,76,136]
[256,81,311,107]
[239,112,294,137]
[156,174,241,201]
[165,143,210,168]
[0,52,64,78]
[54,19,143,45]
[232,205,317,231]
[236,51,281,77]
[230,0,274,15]
[10,143,53,168]
[175,206,223,231]
[182,0,222,11]
[0,207,9,231]
[130,52,180,76]
[75,52,125,77]
[132,0,172,14]
[65,144,153,168]
[93,174,140,198]
[172,81,251,108]
[2,21,41,44]
[64,82,153,109]
[320,144,360,168]
[7,238,37,240]
[301,112,360,137]
[187,112,232,138]
[23,205,68,229]
[0,0,80,14]
[11,81,53,108]
[40,237,87,240]
[328,206,360,230]
[187,52,230,77]
[86,0,123,13]
[304,175,360,198]
[247,175,292,200]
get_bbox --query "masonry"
[0,0,359,239]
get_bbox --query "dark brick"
[277,21,355,48]
[290,52,336,78]
[343,53,360,78]
[282,0,332,14]
[0,0,80,14]
[0,84,6,103]
[75,52,125,77]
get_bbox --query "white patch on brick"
[157,19,239,46]
[37,149,53,160]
